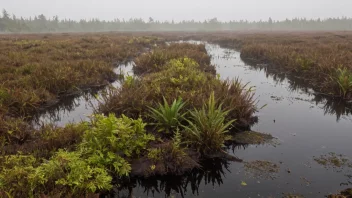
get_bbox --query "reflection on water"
[243,62,352,121]
[104,158,231,198]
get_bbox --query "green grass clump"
[335,67,352,97]
[148,97,187,134]
[183,92,235,153]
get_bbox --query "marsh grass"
[0,34,157,117]
[227,32,352,99]
[183,92,235,153]
[133,43,214,75]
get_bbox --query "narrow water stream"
[32,62,134,126]
[33,42,352,197]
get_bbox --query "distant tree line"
[1,9,352,33]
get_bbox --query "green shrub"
[0,154,38,198]
[183,92,236,153]
[0,114,155,197]
[80,114,155,158]
[33,150,113,195]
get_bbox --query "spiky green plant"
[335,67,352,97]
[183,92,235,153]
[148,97,187,134]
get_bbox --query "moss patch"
[244,160,279,180]
[231,131,274,145]
[314,153,352,170]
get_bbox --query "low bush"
[0,114,155,197]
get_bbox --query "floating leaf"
[241,181,247,186]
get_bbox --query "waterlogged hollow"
[32,62,134,127]
[33,42,352,197]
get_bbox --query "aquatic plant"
[148,97,187,134]
[183,92,236,153]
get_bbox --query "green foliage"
[81,114,154,158]
[33,150,113,194]
[335,67,352,97]
[0,114,155,197]
[148,97,187,134]
[124,75,135,87]
[183,92,236,153]
[0,154,38,197]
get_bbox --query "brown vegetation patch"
[0,34,159,117]
[314,152,352,170]
[328,188,352,198]
[231,131,274,145]
[244,160,280,180]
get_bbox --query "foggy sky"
[1,0,352,22]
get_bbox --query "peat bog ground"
[0,32,352,198]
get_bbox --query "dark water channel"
[34,42,352,198]
[32,62,134,126]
